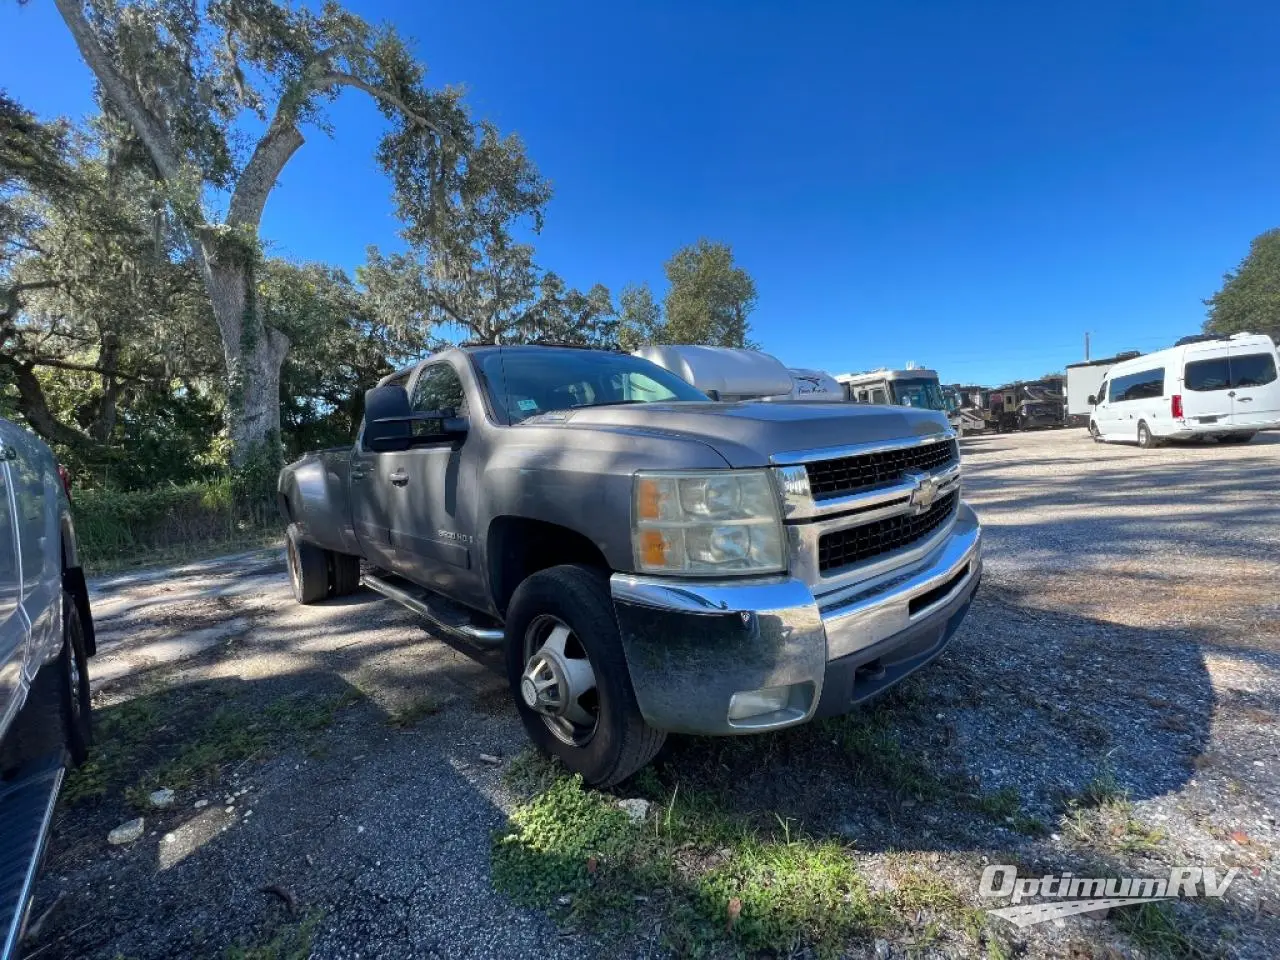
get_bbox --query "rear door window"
[1184,358,1231,392]
[1230,352,1278,388]
[0,466,17,621]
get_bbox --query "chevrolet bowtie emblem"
[905,471,941,514]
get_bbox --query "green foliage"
[71,478,275,570]
[370,109,617,346]
[1205,227,1280,342]
[616,282,664,351]
[490,769,1006,957]
[663,238,758,348]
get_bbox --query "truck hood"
[524,401,950,467]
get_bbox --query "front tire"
[1088,421,1101,442]
[61,592,92,765]
[286,523,329,604]
[504,565,665,787]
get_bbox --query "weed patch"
[491,771,993,957]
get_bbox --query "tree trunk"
[200,244,290,470]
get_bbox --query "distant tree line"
[1204,228,1280,344]
[1,0,758,494]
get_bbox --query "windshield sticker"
[517,399,539,412]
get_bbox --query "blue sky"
[4,1,1280,385]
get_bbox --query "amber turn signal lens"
[639,530,668,567]
[636,477,662,520]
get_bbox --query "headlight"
[632,470,785,575]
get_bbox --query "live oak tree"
[50,0,474,470]
[1205,228,1280,343]
[662,239,757,348]
[368,114,615,346]
[2,95,216,471]
[616,282,664,351]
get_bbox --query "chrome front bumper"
[610,503,983,735]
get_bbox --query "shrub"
[72,478,277,570]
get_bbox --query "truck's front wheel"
[504,565,665,787]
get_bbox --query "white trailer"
[1064,352,1139,427]
[633,346,843,401]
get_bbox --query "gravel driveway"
[22,429,1280,959]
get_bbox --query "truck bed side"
[278,448,362,556]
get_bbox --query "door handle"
[389,468,410,487]
[351,469,366,481]
[1237,396,1253,402]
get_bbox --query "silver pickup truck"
[278,345,981,785]
[1,419,95,959]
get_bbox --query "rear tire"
[286,523,329,604]
[1137,421,1157,449]
[331,552,362,596]
[504,565,665,787]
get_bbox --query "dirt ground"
[22,429,1280,959]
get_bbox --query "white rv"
[836,369,949,413]
[632,346,843,401]
[1088,333,1280,447]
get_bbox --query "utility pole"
[1084,331,1090,362]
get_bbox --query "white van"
[1088,333,1280,447]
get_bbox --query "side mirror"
[363,385,413,451]
[1087,395,1097,406]
[362,385,469,451]
[705,388,721,402]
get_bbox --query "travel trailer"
[632,346,843,401]
[1088,333,1280,447]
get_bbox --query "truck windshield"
[889,378,946,411]
[478,350,708,423]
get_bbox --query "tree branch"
[0,355,107,454]
[312,72,446,138]
[28,356,146,383]
[52,0,183,183]
[226,114,305,229]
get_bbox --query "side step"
[361,573,504,648]
[1,753,64,960]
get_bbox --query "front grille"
[806,439,958,500]
[818,490,958,574]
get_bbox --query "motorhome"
[1088,333,1280,447]
[632,346,843,401]
[836,369,949,413]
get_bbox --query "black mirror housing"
[362,386,468,451]
[363,385,412,451]
[1087,395,1097,406]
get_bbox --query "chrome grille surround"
[771,430,962,593]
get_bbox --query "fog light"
[728,685,793,721]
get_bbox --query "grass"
[1060,765,1165,854]
[1111,901,1207,959]
[62,683,363,807]
[386,693,450,728]
[491,766,1001,957]
[84,530,283,577]
[224,909,323,960]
